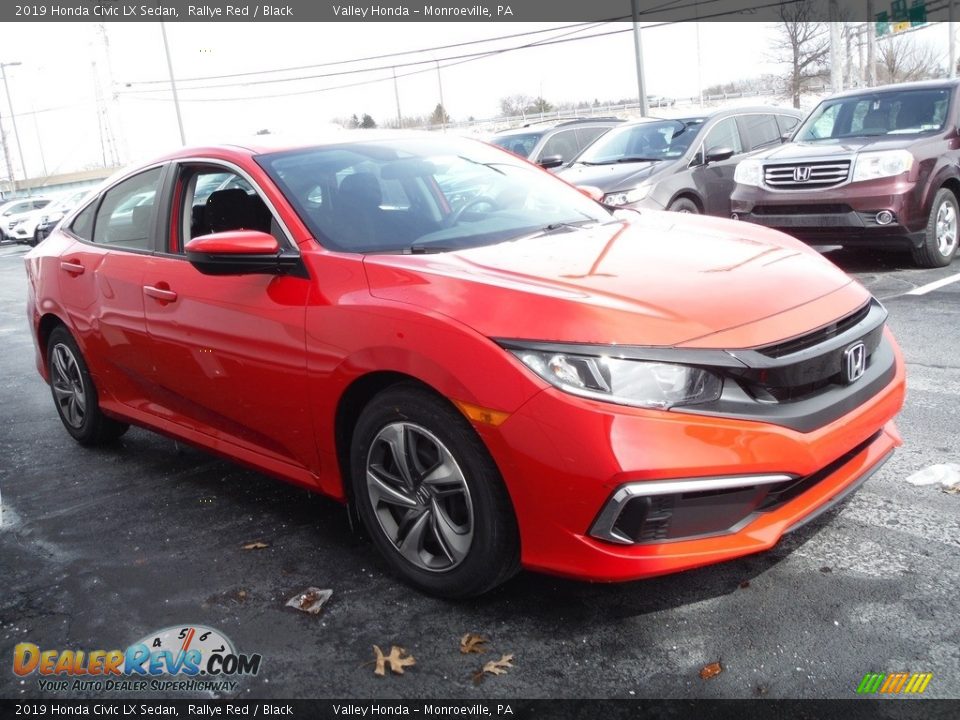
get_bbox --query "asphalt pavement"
[1,241,958,700]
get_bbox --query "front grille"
[757,302,872,359]
[764,160,851,189]
[752,203,854,216]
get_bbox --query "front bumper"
[730,177,926,247]
[481,332,905,582]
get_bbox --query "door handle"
[59,261,85,275]
[143,285,178,303]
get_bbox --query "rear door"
[56,167,165,409]
[140,161,317,472]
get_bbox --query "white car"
[0,197,51,242]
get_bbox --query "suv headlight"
[734,159,763,187]
[852,150,913,182]
[508,347,722,409]
[602,185,650,206]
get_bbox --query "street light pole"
[0,61,30,197]
[630,0,649,116]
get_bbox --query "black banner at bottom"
[1,699,958,720]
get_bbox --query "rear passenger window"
[739,114,781,150]
[92,168,163,251]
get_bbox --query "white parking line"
[905,271,960,296]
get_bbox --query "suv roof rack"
[513,116,623,129]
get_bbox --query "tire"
[912,188,959,268]
[46,326,129,445]
[668,197,699,214]
[349,384,520,598]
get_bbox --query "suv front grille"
[764,160,851,189]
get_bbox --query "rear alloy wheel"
[912,188,959,268]
[47,326,129,445]
[350,385,519,598]
[668,197,699,214]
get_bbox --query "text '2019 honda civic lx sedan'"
[24,133,905,597]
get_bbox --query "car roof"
[822,78,960,100]
[494,117,624,137]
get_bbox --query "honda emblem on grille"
[793,166,812,182]
[843,342,867,383]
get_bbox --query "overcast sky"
[0,21,952,180]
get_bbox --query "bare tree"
[499,94,533,119]
[876,36,944,84]
[772,1,829,108]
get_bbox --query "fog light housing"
[875,210,895,226]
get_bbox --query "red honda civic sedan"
[25,134,905,597]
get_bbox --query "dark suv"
[731,80,960,268]
[489,117,623,170]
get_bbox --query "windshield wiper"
[404,244,456,254]
[615,156,662,163]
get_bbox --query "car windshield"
[256,137,614,254]
[489,132,544,158]
[795,87,951,141]
[575,119,704,164]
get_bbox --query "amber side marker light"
[453,400,510,427]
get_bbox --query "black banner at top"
[3,0,954,23]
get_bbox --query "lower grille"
[752,203,854,216]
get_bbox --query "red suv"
[731,80,960,267]
[25,134,905,597]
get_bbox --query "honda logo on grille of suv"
[843,342,867,383]
[793,166,812,182]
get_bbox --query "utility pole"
[0,112,13,198]
[160,22,186,145]
[829,14,843,92]
[866,0,877,86]
[630,0,649,116]
[392,67,402,129]
[435,60,446,131]
[950,1,957,79]
[0,61,29,197]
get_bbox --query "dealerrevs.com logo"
[13,625,262,693]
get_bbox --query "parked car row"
[491,79,960,268]
[0,190,93,246]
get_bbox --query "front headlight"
[734,159,763,187]
[509,348,722,409]
[602,185,650,206]
[852,150,913,183]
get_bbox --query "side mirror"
[538,154,565,169]
[576,185,605,202]
[704,147,735,164]
[185,230,304,277]
[780,132,794,143]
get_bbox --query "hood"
[363,212,868,349]
[557,160,669,192]
[756,137,920,160]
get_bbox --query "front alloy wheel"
[366,422,474,572]
[913,188,959,268]
[350,384,520,598]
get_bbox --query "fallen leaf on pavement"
[700,661,723,680]
[373,645,416,676]
[738,580,750,589]
[460,633,489,654]
[242,541,269,550]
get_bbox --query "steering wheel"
[445,196,499,227]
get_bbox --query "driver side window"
[177,166,282,252]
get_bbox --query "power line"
[122,20,615,86]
